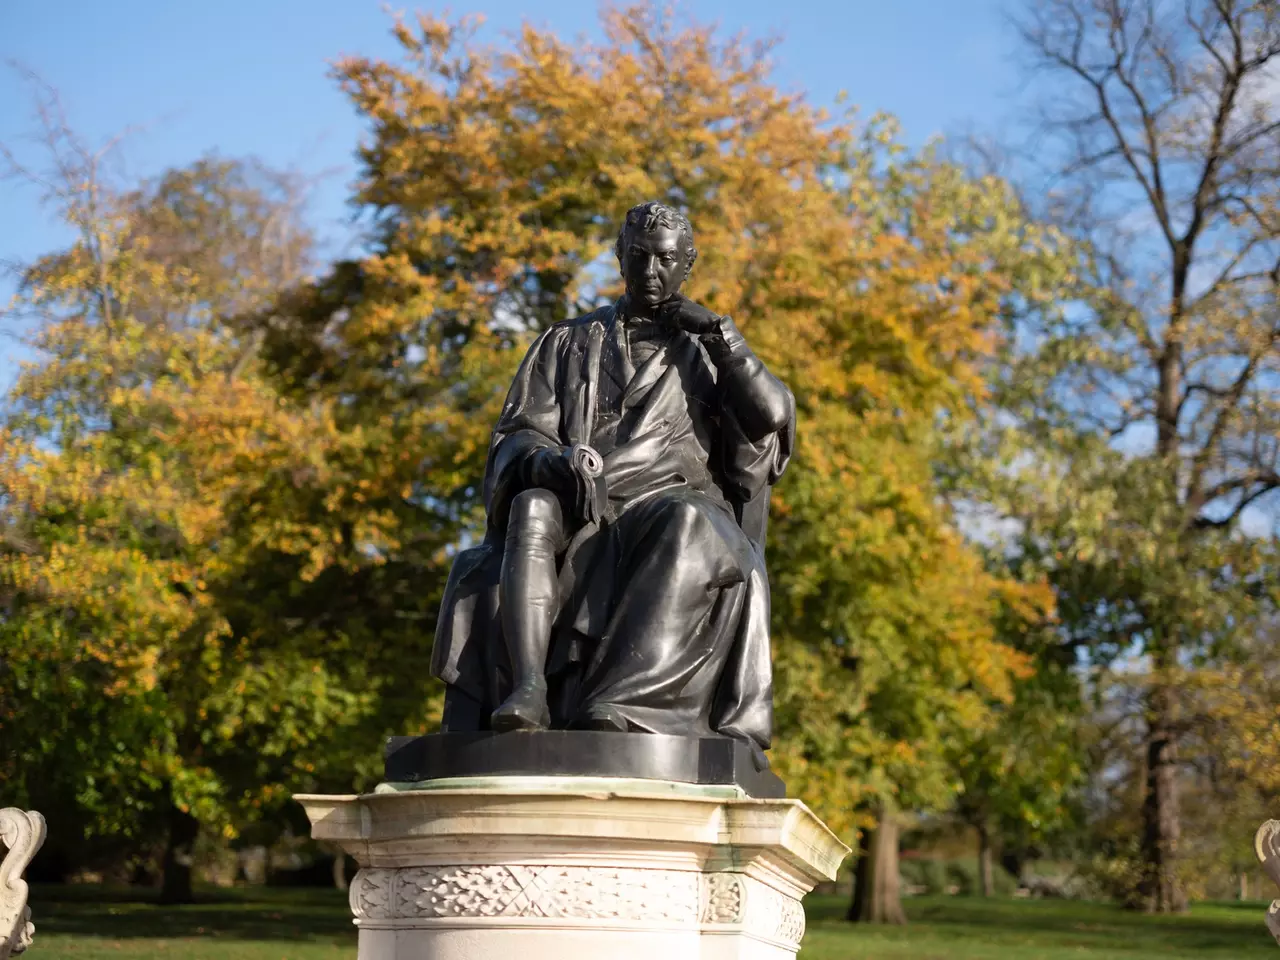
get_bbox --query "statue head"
[614,201,698,308]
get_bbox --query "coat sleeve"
[708,318,795,505]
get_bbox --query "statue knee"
[509,488,564,539]
[658,497,706,537]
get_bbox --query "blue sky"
[0,0,1023,388]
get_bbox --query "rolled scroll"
[570,443,604,479]
[569,443,607,524]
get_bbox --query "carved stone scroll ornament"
[0,809,46,959]
[349,866,805,948]
[1257,820,1280,946]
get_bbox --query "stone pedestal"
[297,779,849,960]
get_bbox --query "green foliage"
[899,857,948,895]
[899,857,1019,897]
[995,0,1280,908]
[0,155,380,853]
[946,859,1018,898]
[947,636,1085,861]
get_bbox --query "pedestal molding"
[349,865,806,948]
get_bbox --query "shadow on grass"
[805,894,1269,954]
[30,885,355,943]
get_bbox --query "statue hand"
[568,444,608,525]
[659,293,721,336]
[527,447,607,525]
[527,447,580,499]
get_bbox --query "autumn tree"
[257,4,1073,926]
[1165,606,1280,897]
[1199,618,1280,799]
[948,643,1083,896]
[1000,0,1280,912]
[0,84,367,900]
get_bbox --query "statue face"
[622,224,688,307]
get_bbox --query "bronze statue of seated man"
[430,201,794,758]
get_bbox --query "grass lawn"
[29,886,353,960]
[801,894,1279,959]
[25,885,1279,958]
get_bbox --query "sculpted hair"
[614,201,698,276]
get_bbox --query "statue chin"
[633,287,666,306]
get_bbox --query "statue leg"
[574,492,752,738]
[491,488,565,731]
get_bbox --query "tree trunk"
[332,850,349,891]
[160,802,199,904]
[978,822,994,898]
[1139,681,1186,913]
[851,808,906,925]
[846,824,872,921]
[1239,871,1249,901]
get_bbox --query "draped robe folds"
[431,299,794,752]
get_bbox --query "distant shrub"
[1070,855,1146,906]
[946,859,978,895]
[900,857,949,894]
[992,862,1023,897]
[900,858,1017,897]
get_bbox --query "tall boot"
[491,491,562,731]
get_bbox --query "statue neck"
[618,292,663,322]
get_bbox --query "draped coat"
[431,298,794,751]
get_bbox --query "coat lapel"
[603,309,632,392]
[578,316,605,445]
[621,341,671,411]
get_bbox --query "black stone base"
[383,731,786,800]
